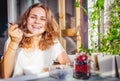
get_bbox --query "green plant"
[74,0,120,55]
[99,0,120,55]
[90,0,104,52]
[90,0,120,55]
[74,0,88,14]
[79,45,92,56]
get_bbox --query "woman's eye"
[31,16,36,19]
[41,18,47,21]
[42,18,46,20]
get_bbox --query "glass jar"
[73,52,91,79]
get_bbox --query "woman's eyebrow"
[30,14,46,18]
[30,14,37,16]
[30,14,46,17]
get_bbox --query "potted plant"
[98,0,120,77]
[108,0,120,77]
[89,0,120,77]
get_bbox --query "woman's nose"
[35,19,41,23]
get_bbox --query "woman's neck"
[31,35,41,48]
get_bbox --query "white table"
[1,67,120,81]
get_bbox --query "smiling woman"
[1,3,72,79]
[26,7,46,36]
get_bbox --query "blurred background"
[0,0,88,55]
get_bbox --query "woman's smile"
[27,7,46,35]
[32,25,43,30]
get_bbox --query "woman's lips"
[32,25,43,29]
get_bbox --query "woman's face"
[27,7,47,36]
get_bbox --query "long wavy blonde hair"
[18,3,59,50]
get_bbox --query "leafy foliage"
[74,0,120,55]
[99,0,120,55]
[79,45,92,56]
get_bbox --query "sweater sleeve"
[51,39,65,61]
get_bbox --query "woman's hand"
[8,23,23,44]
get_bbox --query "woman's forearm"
[2,42,19,78]
[57,51,72,65]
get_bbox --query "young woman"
[2,3,71,78]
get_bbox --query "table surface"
[30,75,120,81]
[28,69,120,81]
[1,67,120,81]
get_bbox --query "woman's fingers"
[8,23,23,36]
[8,23,23,43]
[12,28,23,36]
[18,29,23,37]
[8,23,18,33]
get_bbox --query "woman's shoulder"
[49,39,64,50]
[53,39,60,44]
